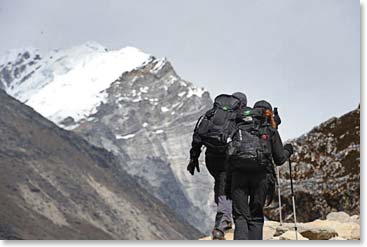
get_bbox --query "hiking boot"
[212,228,225,240]
[223,222,233,232]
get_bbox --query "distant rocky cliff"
[265,107,360,223]
[73,57,215,231]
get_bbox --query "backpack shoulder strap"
[194,115,205,132]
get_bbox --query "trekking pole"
[288,158,298,240]
[276,166,283,226]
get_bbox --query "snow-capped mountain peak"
[1,42,153,124]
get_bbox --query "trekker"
[187,92,247,240]
[225,100,293,240]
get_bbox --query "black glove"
[284,144,294,156]
[187,159,200,175]
[273,107,281,127]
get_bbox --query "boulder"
[274,225,288,236]
[301,229,337,240]
[263,221,279,240]
[279,231,308,240]
[274,223,296,236]
[264,220,280,229]
[225,231,234,240]
[300,220,338,240]
[334,222,360,240]
[326,211,351,223]
[350,215,360,224]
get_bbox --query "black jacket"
[269,127,291,166]
[225,119,291,199]
[189,126,205,160]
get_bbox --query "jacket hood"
[253,100,272,111]
[232,92,247,108]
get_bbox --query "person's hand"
[187,159,200,175]
[284,144,294,155]
[274,108,281,126]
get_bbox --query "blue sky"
[0,0,360,139]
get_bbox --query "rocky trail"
[199,211,360,240]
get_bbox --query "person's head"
[253,100,277,128]
[253,100,272,111]
[232,92,247,109]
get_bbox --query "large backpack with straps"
[195,94,241,153]
[226,108,273,171]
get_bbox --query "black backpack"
[226,108,272,171]
[195,94,241,153]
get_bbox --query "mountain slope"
[0,89,202,240]
[265,107,360,222]
[72,56,215,231]
[1,42,215,233]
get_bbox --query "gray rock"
[326,211,351,223]
[279,231,308,240]
[350,215,360,224]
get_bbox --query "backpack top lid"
[238,107,267,126]
[214,94,241,112]
[240,107,263,118]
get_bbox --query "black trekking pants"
[205,154,232,231]
[231,171,268,240]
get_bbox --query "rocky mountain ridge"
[0,89,202,240]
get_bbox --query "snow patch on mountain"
[26,46,150,123]
[116,133,136,140]
[187,86,205,98]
